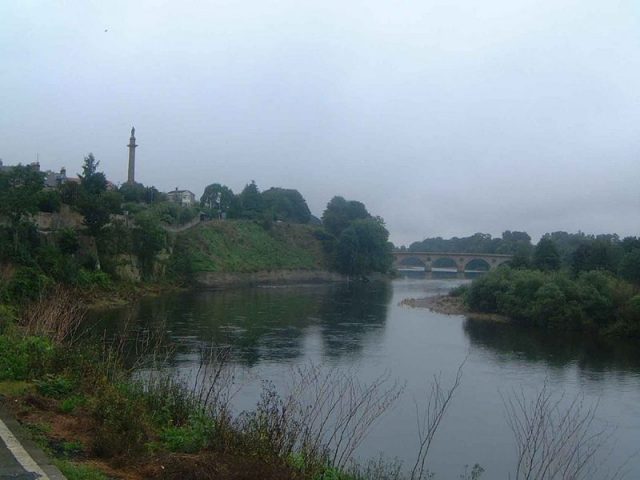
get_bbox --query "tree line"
[0,156,394,304]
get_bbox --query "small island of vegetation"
[403,231,640,337]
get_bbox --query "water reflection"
[89,281,392,366]
[464,318,640,373]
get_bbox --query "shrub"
[160,412,214,453]
[466,267,639,334]
[91,383,150,457]
[35,374,75,398]
[60,395,87,413]
[0,335,54,381]
[5,267,53,304]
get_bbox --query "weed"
[36,374,75,398]
[91,383,150,457]
[24,422,52,451]
[60,394,87,413]
[54,460,110,480]
[62,440,85,458]
[0,334,54,381]
[159,412,214,453]
[0,380,35,397]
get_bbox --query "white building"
[167,188,196,206]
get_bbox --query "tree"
[619,249,640,284]
[322,196,370,237]
[262,187,311,224]
[119,182,146,203]
[58,181,82,206]
[0,165,44,225]
[79,153,107,196]
[0,165,45,253]
[132,211,166,278]
[200,183,236,217]
[81,197,110,236]
[533,238,561,271]
[238,180,265,219]
[335,217,392,276]
[499,231,533,256]
[36,189,62,213]
[119,182,163,204]
[571,240,619,274]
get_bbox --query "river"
[90,275,640,478]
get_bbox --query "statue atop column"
[127,126,138,184]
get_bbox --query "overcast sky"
[1,0,639,245]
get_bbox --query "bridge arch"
[463,258,491,272]
[395,256,429,269]
[431,257,457,270]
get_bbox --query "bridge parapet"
[392,251,512,272]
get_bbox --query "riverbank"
[0,284,400,480]
[400,294,510,323]
[194,269,346,288]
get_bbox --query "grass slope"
[173,221,328,273]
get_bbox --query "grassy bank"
[171,221,330,275]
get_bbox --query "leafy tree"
[408,232,501,254]
[498,231,533,256]
[119,182,163,204]
[100,191,124,215]
[0,165,44,225]
[335,217,392,276]
[262,187,311,224]
[58,181,82,206]
[79,153,107,196]
[58,228,80,255]
[621,236,640,253]
[36,189,62,213]
[533,238,561,271]
[81,198,110,236]
[321,196,370,237]
[0,165,44,253]
[200,183,236,217]
[238,181,265,219]
[119,182,146,203]
[620,249,640,284]
[132,212,166,278]
[571,240,619,274]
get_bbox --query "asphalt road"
[0,406,65,480]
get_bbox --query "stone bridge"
[392,251,512,273]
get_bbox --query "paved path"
[0,406,65,480]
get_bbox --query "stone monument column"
[127,126,138,184]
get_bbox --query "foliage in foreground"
[465,267,640,335]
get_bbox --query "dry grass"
[20,286,86,344]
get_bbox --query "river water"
[90,275,640,478]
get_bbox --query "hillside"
[171,220,331,275]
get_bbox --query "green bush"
[91,383,150,457]
[35,374,75,398]
[54,460,109,480]
[60,395,87,413]
[466,267,639,333]
[160,412,214,453]
[75,269,111,288]
[449,284,468,298]
[0,335,54,381]
[5,267,53,304]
